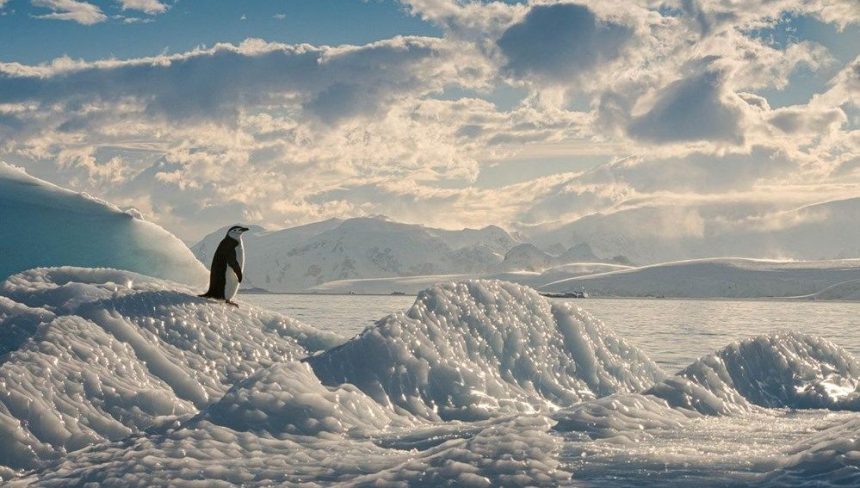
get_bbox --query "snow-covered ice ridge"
[4,269,860,485]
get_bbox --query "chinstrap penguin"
[200,225,249,307]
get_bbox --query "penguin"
[199,225,249,307]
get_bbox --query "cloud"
[768,106,846,135]
[496,3,634,84]
[627,68,745,144]
[31,0,107,25]
[0,37,458,124]
[118,0,167,15]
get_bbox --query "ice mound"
[204,361,419,436]
[307,280,662,420]
[0,267,341,471]
[553,332,860,441]
[0,162,208,286]
[649,332,860,414]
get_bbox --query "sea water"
[244,294,860,372]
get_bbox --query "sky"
[0,0,858,242]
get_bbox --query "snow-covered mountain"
[0,162,207,286]
[541,257,860,299]
[528,198,860,265]
[192,217,522,292]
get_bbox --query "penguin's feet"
[226,300,239,308]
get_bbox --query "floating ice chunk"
[307,280,663,420]
[0,162,208,286]
[649,332,860,414]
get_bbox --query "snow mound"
[0,162,207,286]
[649,332,860,414]
[307,280,663,420]
[204,361,418,436]
[0,267,341,471]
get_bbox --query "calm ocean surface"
[243,293,860,373]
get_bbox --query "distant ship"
[541,288,589,299]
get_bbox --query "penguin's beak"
[240,226,250,232]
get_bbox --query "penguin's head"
[227,225,250,240]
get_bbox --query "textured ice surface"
[205,361,419,436]
[762,416,860,486]
[6,271,860,486]
[0,267,340,471]
[0,162,208,286]
[307,280,662,420]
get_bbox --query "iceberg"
[307,280,662,420]
[0,162,208,286]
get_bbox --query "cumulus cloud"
[118,0,167,15]
[31,0,107,25]
[496,3,634,84]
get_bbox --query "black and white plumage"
[200,225,249,306]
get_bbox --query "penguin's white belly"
[224,268,240,300]
[224,243,244,301]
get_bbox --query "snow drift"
[307,280,663,420]
[0,162,207,286]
